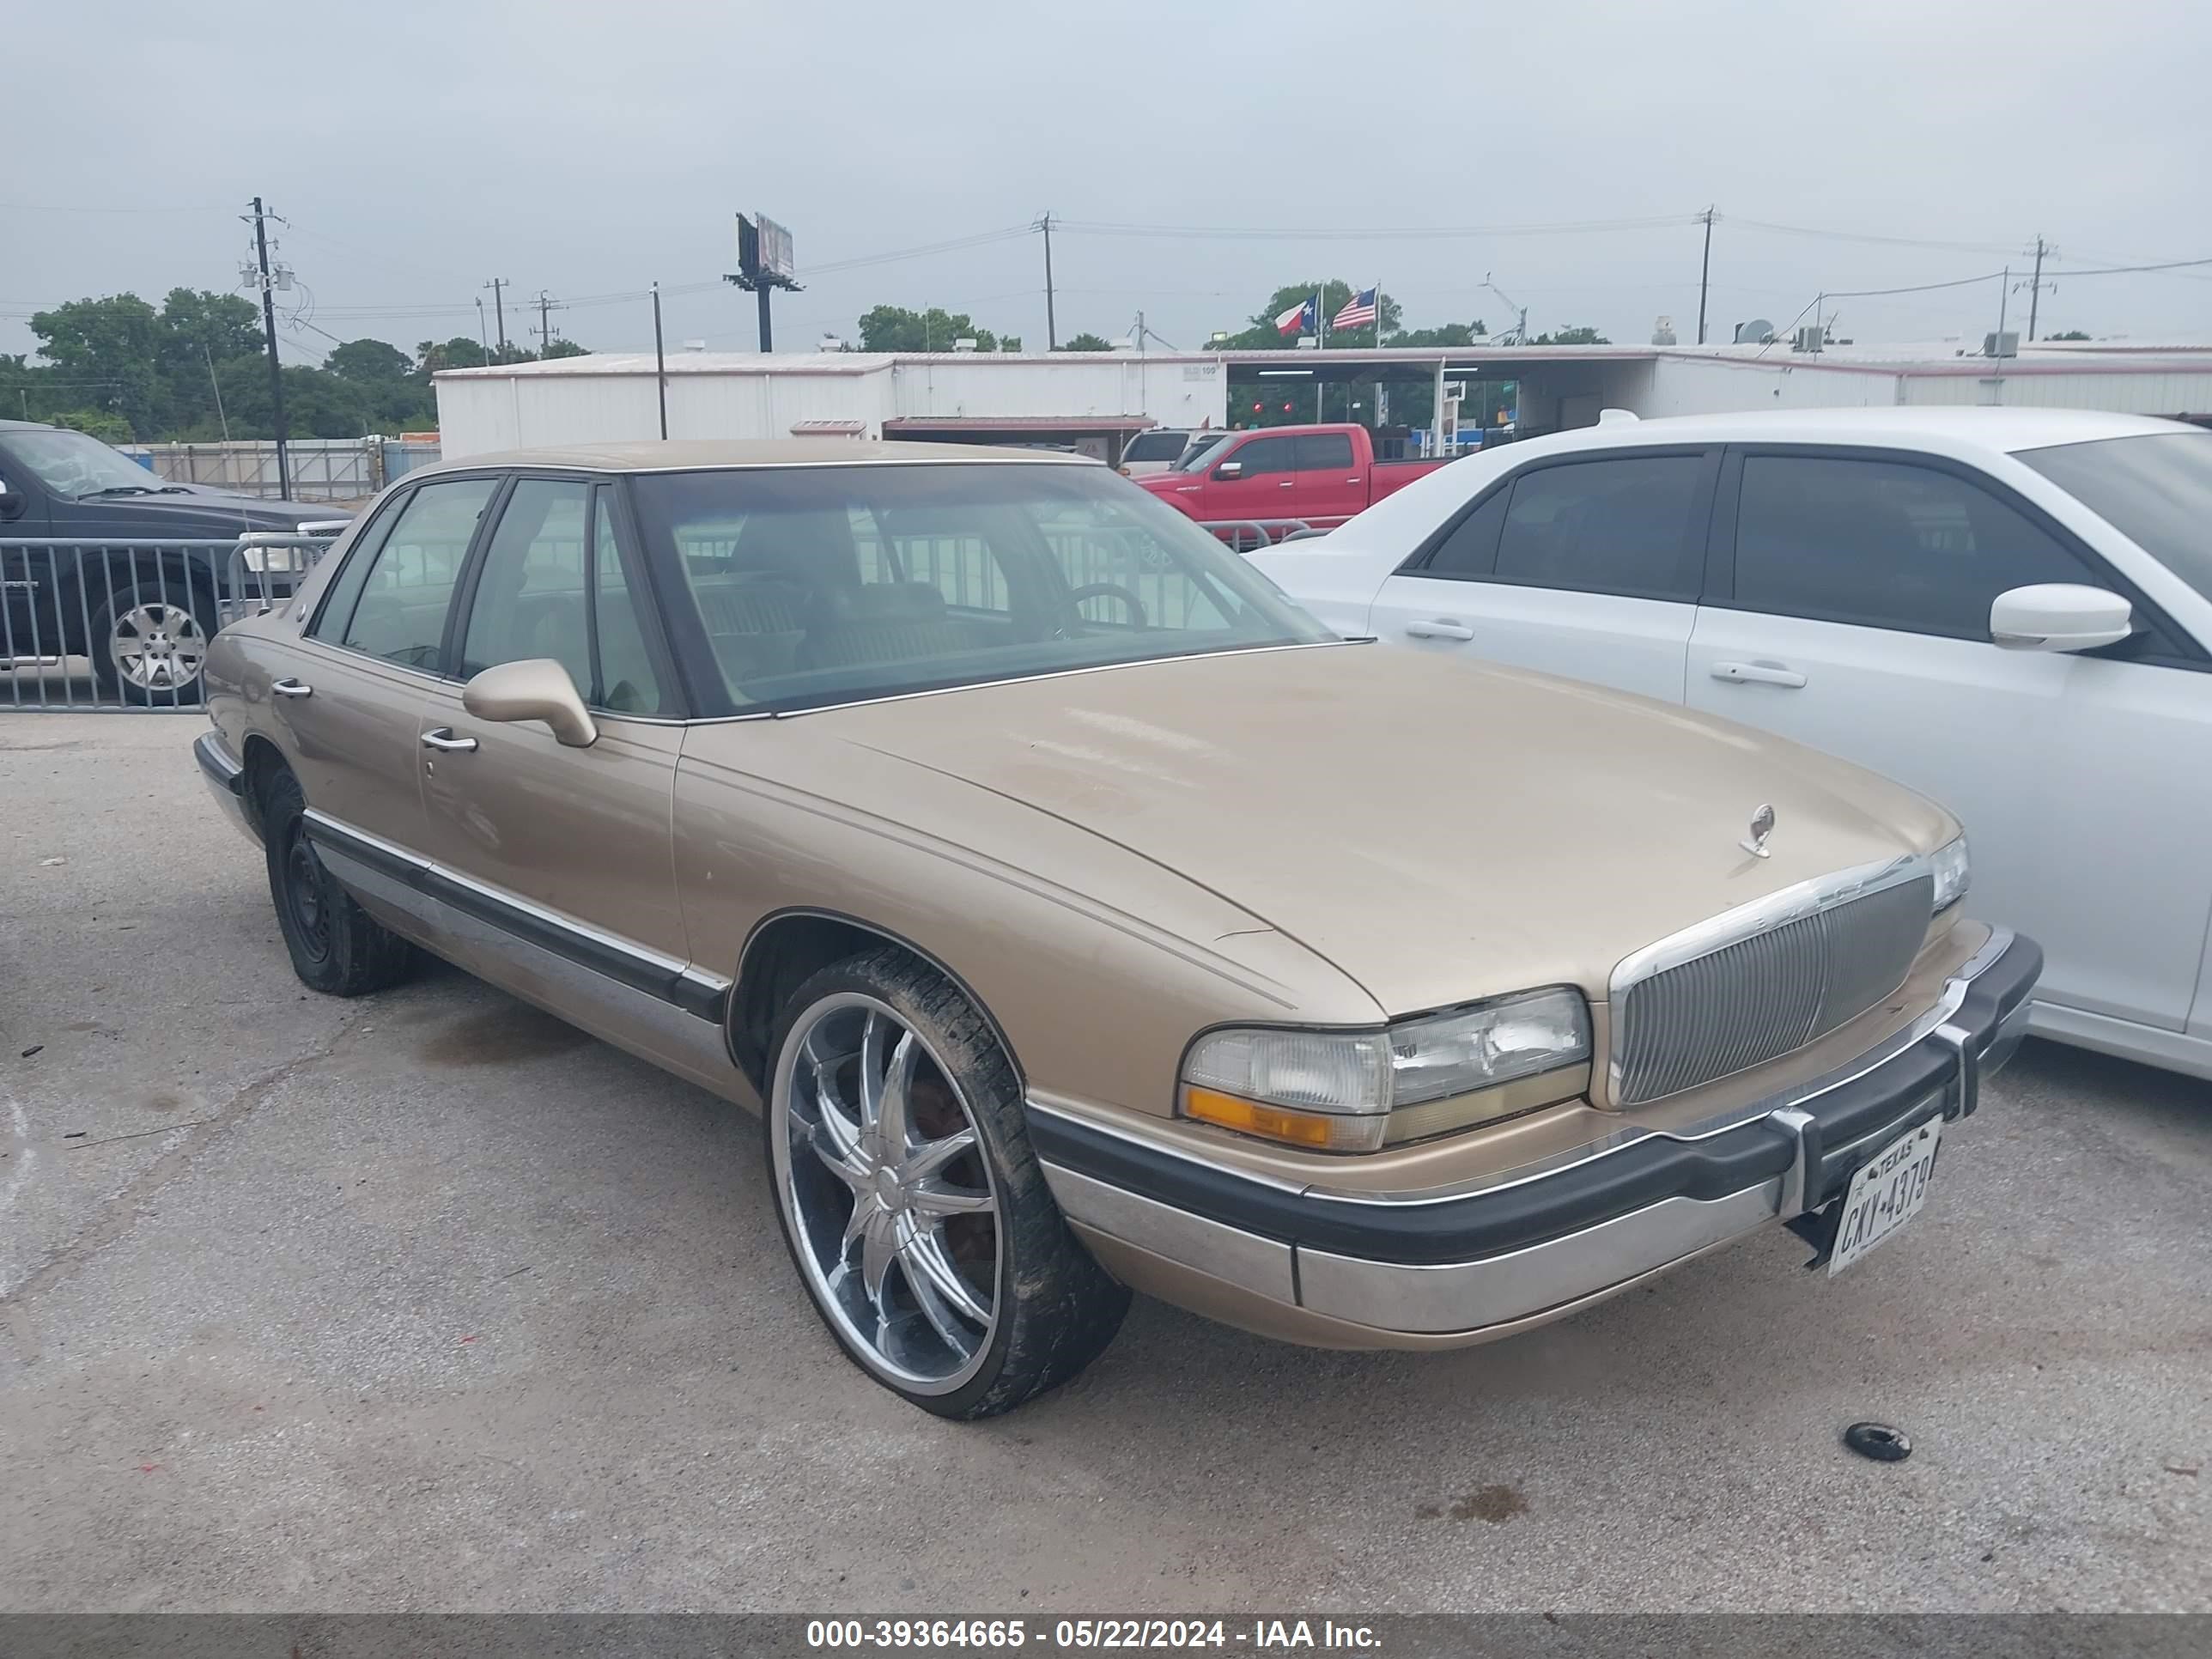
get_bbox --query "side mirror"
[1990,584,2134,653]
[0,477,24,521]
[462,658,599,747]
[1213,460,1244,480]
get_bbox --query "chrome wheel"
[108,600,209,692]
[771,993,1001,1395]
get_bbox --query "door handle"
[420,726,478,752]
[270,678,313,698]
[1709,659,1808,689]
[1405,618,1476,641]
[1278,480,1296,489]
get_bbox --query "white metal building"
[434,351,1229,461]
[434,342,2212,460]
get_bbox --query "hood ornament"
[1740,803,1777,860]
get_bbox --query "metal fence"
[1,528,344,711]
[127,441,392,503]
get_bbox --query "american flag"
[1332,286,1378,329]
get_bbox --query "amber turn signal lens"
[1181,1085,1376,1150]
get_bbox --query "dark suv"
[0,420,334,703]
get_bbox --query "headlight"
[1930,833,1970,914]
[1181,988,1591,1152]
[241,545,304,574]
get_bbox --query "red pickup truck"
[1132,423,1451,531]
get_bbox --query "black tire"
[88,572,221,707]
[764,946,1129,1419]
[260,768,416,996]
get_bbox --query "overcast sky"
[7,0,2208,367]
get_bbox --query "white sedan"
[1251,407,2212,1080]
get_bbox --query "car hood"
[812,642,1956,1016]
[156,491,334,530]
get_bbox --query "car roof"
[0,418,58,433]
[412,438,1102,477]
[1538,405,2184,455]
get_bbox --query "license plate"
[1828,1115,1943,1277]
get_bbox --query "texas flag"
[1273,295,1316,337]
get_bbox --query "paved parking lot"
[2,713,2207,1613]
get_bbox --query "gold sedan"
[194,441,2039,1417]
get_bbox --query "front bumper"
[1035,927,2041,1344]
[193,730,261,847]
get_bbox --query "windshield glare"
[625,462,1336,715]
[0,428,163,497]
[2016,430,2212,608]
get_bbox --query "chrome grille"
[1612,872,1934,1104]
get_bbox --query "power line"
[1057,213,1701,241]
[1725,216,2021,255]
[0,199,234,215]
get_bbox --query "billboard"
[738,213,796,283]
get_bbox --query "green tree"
[325,338,416,382]
[2048,330,2092,341]
[1386,320,1487,349]
[49,408,136,442]
[856,305,1000,352]
[1533,325,1609,344]
[30,293,164,436]
[540,339,590,359]
[417,337,492,374]
[191,359,371,441]
[1056,332,1113,351]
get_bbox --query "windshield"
[2016,430,2212,608]
[1172,434,1231,472]
[0,428,173,498]
[626,462,1336,715]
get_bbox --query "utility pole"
[2025,236,2051,341]
[249,197,291,498]
[476,295,490,359]
[533,289,562,354]
[652,283,668,440]
[483,277,510,360]
[1696,206,1716,346]
[1039,212,1058,350]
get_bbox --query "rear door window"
[1297,433,1356,472]
[1490,453,1707,600]
[330,476,500,670]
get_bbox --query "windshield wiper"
[76,484,159,499]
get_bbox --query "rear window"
[625,463,1333,715]
[2015,431,2212,607]
[1121,433,1188,463]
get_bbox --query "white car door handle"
[1709,659,1808,689]
[1405,618,1476,641]
[420,727,478,752]
[270,678,313,698]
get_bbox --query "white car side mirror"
[1989,584,2134,653]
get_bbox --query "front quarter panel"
[673,719,1384,1120]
